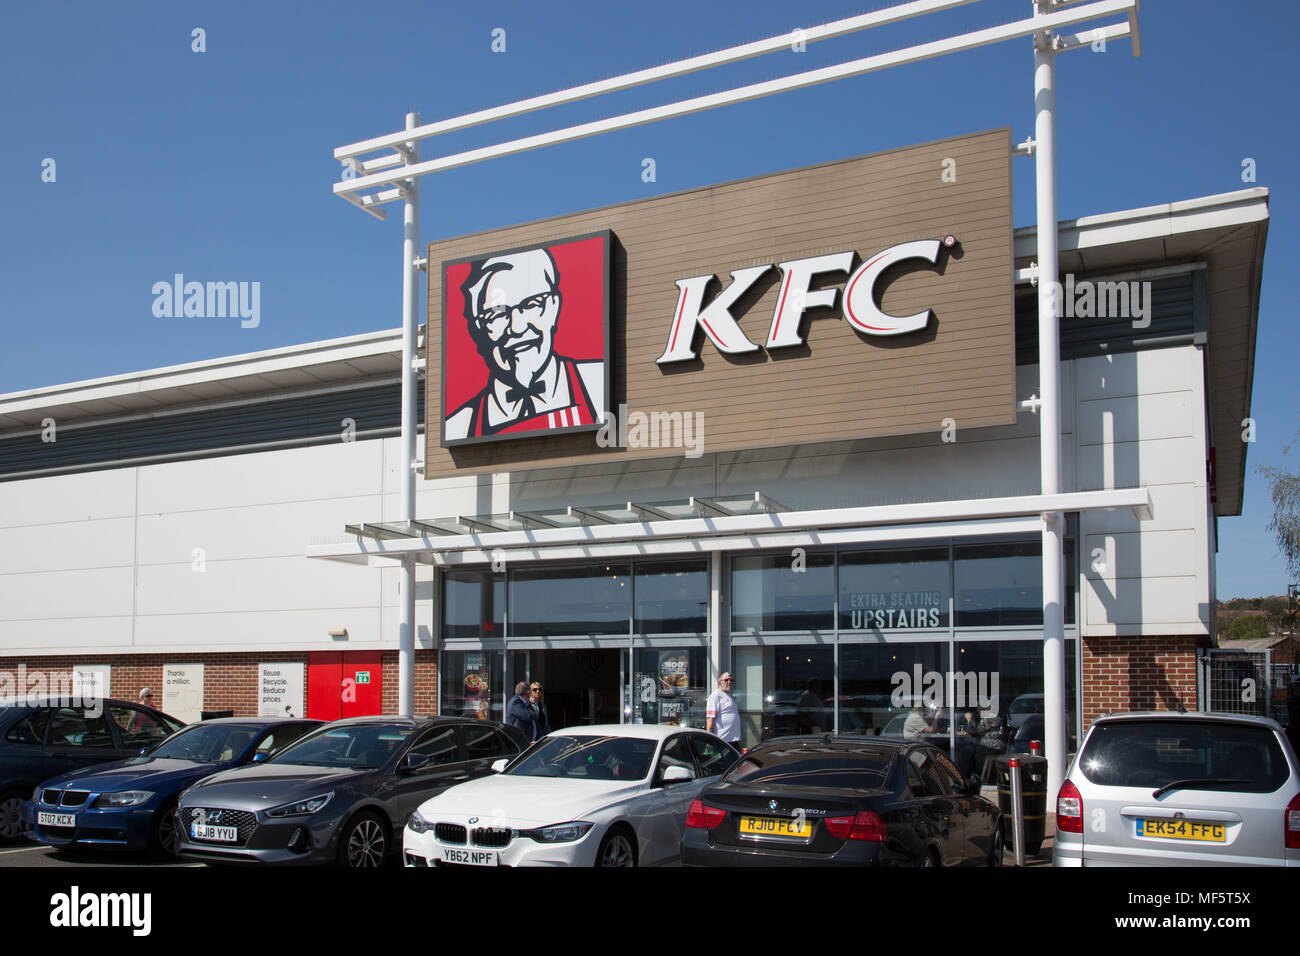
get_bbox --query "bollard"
[1029,739,1042,756]
[1009,756,1025,866]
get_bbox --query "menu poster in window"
[259,663,304,717]
[463,654,491,720]
[659,652,689,697]
[660,699,686,726]
[162,664,204,723]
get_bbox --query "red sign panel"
[440,231,610,447]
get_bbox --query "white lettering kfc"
[656,239,948,364]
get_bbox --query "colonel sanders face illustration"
[443,242,605,444]
[464,248,562,391]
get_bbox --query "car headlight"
[96,791,155,808]
[527,821,594,843]
[266,792,334,818]
[407,809,433,834]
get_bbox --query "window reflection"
[510,563,631,637]
[839,547,949,631]
[731,552,834,632]
[634,560,708,634]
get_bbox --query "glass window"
[4,709,50,745]
[109,704,171,750]
[443,570,504,640]
[461,723,504,760]
[507,734,657,780]
[254,723,314,758]
[955,540,1043,626]
[656,734,695,780]
[1078,720,1290,793]
[907,750,947,797]
[729,741,894,790]
[46,707,114,748]
[149,723,254,762]
[837,641,949,738]
[731,551,834,632]
[441,650,502,722]
[632,648,707,728]
[268,724,412,769]
[510,563,631,637]
[634,559,707,634]
[690,734,739,777]
[732,644,834,748]
[411,726,460,765]
[839,547,949,631]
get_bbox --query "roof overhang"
[307,488,1152,568]
[1015,187,1269,517]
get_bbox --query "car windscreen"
[142,723,261,763]
[267,724,413,769]
[508,735,656,780]
[1078,720,1291,793]
[727,745,895,790]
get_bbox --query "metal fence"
[1197,648,1272,719]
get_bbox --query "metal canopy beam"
[511,510,563,530]
[627,501,672,521]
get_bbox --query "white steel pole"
[1033,21,1068,806]
[399,112,420,717]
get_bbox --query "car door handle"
[451,773,470,782]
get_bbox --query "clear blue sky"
[1,0,1295,598]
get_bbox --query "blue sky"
[0,0,1295,598]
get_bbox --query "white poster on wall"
[259,663,304,718]
[162,664,204,723]
[71,664,111,703]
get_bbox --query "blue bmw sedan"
[23,717,319,857]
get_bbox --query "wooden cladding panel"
[425,128,1014,477]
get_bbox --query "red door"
[307,652,384,720]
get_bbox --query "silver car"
[1054,711,1300,866]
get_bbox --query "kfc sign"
[656,238,949,364]
[441,232,610,447]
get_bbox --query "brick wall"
[1081,635,1201,725]
[0,650,439,719]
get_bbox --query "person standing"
[705,672,742,751]
[506,682,538,742]
[530,682,552,737]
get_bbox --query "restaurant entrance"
[510,649,624,731]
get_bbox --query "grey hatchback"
[1054,711,1300,866]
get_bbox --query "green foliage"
[1224,614,1270,641]
[1261,453,1300,581]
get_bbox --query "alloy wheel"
[598,831,635,867]
[0,796,23,840]
[156,805,179,857]
[988,828,1004,867]
[345,818,386,867]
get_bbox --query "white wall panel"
[1077,391,1196,445]
[0,618,134,656]
[1075,348,1197,401]
[135,556,378,615]
[0,468,137,528]
[0,567,136,621]
[1084,575,1206,631]
[1077,436,1203,492]
[132,607,384,652]
[0,517,136,575]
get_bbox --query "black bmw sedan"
[680,735,1003,867]
[177,716,526,867]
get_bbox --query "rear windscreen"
[1078,720,1291,793]
[727,746,894,790]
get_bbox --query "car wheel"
[595,826,637,868]
[339,812,388,868]
[150,800,180,858]
[0,790,25,842]
[919,847,940,868]
[987,826,1004,867]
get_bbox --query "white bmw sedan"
[402,724,740,867]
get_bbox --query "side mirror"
[399,753,431,774]
[490,758,509,774]
[661,765,695,785]
[137,747,149,757]
[250,751,269,763]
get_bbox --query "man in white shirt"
[705,673,742,751]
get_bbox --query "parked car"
[1054,711,1300,866]
[20,717,319,856]
[402,724,740,867]
[177,716,525,866]
[0,697,184,842]
[680,735,1002,866]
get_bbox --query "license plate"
[1135,818,1226,842]
[440,846,498,866]
[737,814,813,838]
[190,823,239,843]
[37,812,75,828]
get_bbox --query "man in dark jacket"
[507,682,539,742]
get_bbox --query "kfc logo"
[656,238,949,364]
[442,232,610,446]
